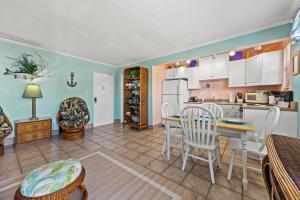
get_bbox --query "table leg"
[166,122,170,160]
[241,132,248,190]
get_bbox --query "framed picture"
[293,52,300,76]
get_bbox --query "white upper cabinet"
[165,67,187,79]
[199,56,212,80]
[261,50,283,85]
[245,54,263,86]
[164,68,175,79]
[212,53,229,79]
[199,53,229,80]
[187,67,201,89]
[228,59,246,87]
[229,50,283,87]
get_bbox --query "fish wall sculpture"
[3,52,48,81]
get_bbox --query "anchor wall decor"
[67,72,77,87]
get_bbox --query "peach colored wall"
[189,79,282,99]
[152,65,169,125]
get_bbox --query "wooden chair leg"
[79,184,88,200]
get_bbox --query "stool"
[14,159,88,200]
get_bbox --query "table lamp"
[23,84,43,120]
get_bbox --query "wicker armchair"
[57,97,90,141]
[0,106,13,155]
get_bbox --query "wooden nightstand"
[14,117,52,144]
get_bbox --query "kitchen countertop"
[184,101,298,112]
[185,101,243,106]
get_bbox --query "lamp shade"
[23,84,43,98]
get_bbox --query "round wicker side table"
[14,165,88,200]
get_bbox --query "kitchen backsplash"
[189,79,282,99]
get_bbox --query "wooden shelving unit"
[123,66,148,131]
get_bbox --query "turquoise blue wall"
[292,40,300,136]
[0,23,294,133]
[120,23,293,125]
[0,40,118,138]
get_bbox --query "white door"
[228,59,246,87]
[174,67,187,79]
[163,80,179,94]
[93,73,114,126]
[212,53,229,79]
[199,56,213,80]
[246,54,263,86]
[261,50,283,85]
[164,68,176,79]
[243,109,297,139]
[187,67,201,89]
[162,95,181,115]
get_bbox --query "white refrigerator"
[162,80,189,115]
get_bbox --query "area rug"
[0,150,194,200]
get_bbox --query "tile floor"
[0,123,268,199]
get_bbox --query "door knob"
[94,97,97,103]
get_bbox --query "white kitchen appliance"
[229,92,236,103]
[245,92,269,104]
[162,80,189,115]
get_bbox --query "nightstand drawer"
[16,120,51,133]
[17,129,51,143]
[14,117,52,144]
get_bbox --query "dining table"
[161,116,255,191]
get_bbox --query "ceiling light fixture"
[229,51,236,56]
[254,45,262,51]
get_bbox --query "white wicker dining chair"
[180,106,221,184]
[227,106,280,180]
[161,103,184,160]
[199,103,224,119]
[199,103,223,168]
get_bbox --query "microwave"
[245,93,269,104]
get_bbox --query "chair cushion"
[0,106,12,138]
[20,159,82,197]
[0,106,4,124]
[0,123,12,137]
[58,97,89,128]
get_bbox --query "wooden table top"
[162,116,255,132]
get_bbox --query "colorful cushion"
[20,159,82,197]
[0,123,12,137]
[0,106,12,138]
[58,97,89,128]
[0,106,5,124]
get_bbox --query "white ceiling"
[0,0,298,66]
